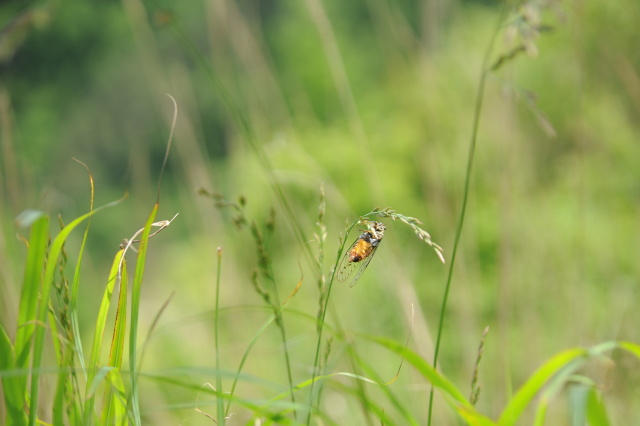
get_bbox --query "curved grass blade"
[498,348,587,425]
[359,333,470,406]
[501,341,634,426]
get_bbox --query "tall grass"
[2,0,640,425]
[3,209,636,425]
[2,147,640,425]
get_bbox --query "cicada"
[336,221,385,287]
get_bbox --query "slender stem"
[215,247,225,425]
[305,229,351,424]
[265,265,298,420]
[306,213,381,424]
[426,7,507,425]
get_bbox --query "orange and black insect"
[336,221,386,287]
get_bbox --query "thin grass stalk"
[224,313,277,418]
[102,254,128,425]
[218,279,302,420]
[306,209,443,423]
[207,195,299,420]
[83,248,126,424]
[426,6,508,425]
[69,159,95,385]
[213,247,225,424]
[127,203,159,426]
[305,215,370,425]
[264,265,298,421]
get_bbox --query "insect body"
[336,221,386,287]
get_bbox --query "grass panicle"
[315,185,328,334]
[470,326,490,406]
[369,207,446,263]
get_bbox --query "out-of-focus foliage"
[1,0,639,424]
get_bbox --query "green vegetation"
[1,0,639,424]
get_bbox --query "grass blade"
[14,214,48,368]
[586,386,610,426]
[0,322,24,425]
[128,203,159,425]
[101,252,128,425]
[498,348,586,425]
[358,333,470,406]
[83,248,126,423]
[69,159,97,381]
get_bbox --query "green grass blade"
[48,308,66,425]
[83,248,126,423]
[15,214,49,426]
[14,214,48,368]
[225,277,303,418]
[3,214,47,426]
[110,255,128,369]
[498,348,587,425]
[532,395,548,426]
[586,386,610,426]
[225,313,277,417]
[618,341,640,358]
[346,345,419,425]
[0,323,25,425]
[128,203,159,426]
[330,381,397,426]
[456,406,497,426]
[106,370,128,425]
[69,173,96,380]
[102,254,128,425]
[359,333,470,406]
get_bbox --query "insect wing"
[336,237,362,283]
[349,243,379,287]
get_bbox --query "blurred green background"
[1,0,639,424]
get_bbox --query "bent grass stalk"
[307,208,444,425]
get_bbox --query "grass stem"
[426,5,507,424]
[215,247,225,425]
